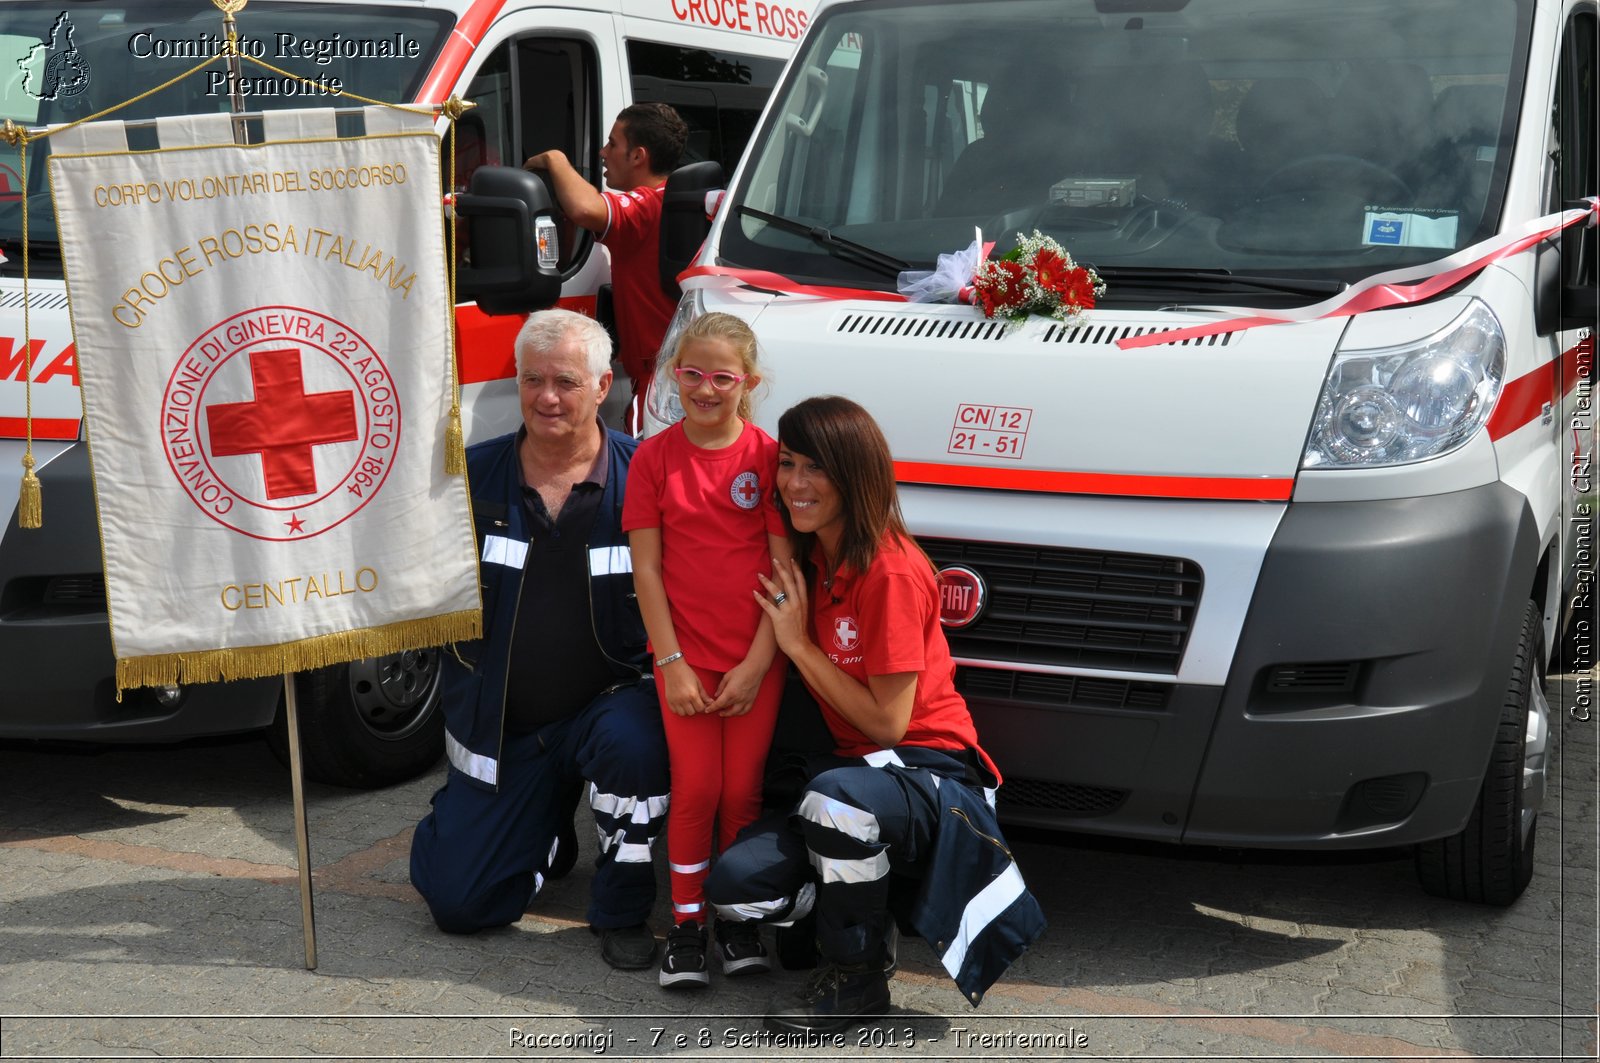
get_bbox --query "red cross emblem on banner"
[207,347,359,499]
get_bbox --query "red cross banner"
[48,108,481,690]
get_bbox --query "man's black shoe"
[594,923,658,970]
[765,962,890,1033]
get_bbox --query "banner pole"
[208,0,317,973]
[282,672,319,970]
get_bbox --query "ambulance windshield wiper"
[735,206,910,278]
[1093,267,1344,297]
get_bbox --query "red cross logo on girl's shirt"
[730,470,762,510]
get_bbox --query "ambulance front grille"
[835,312,1007,341]
[921,538,1200,675]
[1040,323,1236,347]
[0,288,70,311]
[830,311,1234,347]
[955,666,1171,711]
[996,777,1127,817]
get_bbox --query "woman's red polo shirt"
[807,533,994,777]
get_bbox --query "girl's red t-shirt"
[622,420,785,671]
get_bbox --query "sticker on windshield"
[1363,207,1460,249]
[948,404,1030,460]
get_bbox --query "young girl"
[622,312,792,989]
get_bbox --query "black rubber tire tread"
[1415,600,1541,906]
[267,663,444,790]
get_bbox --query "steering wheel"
[1257,154,1413,203]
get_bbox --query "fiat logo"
[936,565,986,629]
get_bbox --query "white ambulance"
[0,0,809,785]
[649,0,1597,903]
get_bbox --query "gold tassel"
[445,405,466,475]
[18,452,41,529]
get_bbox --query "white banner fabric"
[51,124,480,687]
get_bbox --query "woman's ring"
[772,592,788,606]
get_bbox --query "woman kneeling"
[705,395,1046,1033]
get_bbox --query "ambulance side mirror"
[454,166,563,315]
[659,160,726,302]
[1534,208,1598,337]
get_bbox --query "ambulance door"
[452,9,622,303]
[443,9,625,441]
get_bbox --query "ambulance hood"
[741,298,1345,498]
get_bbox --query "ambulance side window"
[1554,9,1596,297]
[625,41,784,177]
[457,36,599,275]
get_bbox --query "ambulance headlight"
[1302,300,1504,469]
[640,289,706,437]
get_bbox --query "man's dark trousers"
[410,678,666,933]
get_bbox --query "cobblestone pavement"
[1,676,1594,1062]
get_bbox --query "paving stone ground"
[1,675,1594,1062]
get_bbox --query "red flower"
[973,260,1027,318]
[1032,249,1070,292]
[1061,267,1097,310]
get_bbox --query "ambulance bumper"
[972,481,1539,849]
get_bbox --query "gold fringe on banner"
[114,609,481,693]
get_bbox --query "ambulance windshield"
[0,1,449,257]
[726,0,1531,303]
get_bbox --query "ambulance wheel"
[268,649,445,789]
[1415,600,1549,905]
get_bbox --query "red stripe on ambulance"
[894,460,1294,502]
[0,417,79,441]
[1487,335,1593,440]
[416,0,508,105]
[453,295,598,385]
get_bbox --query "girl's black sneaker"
[658,920,710,989]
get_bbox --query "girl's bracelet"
[654,651,685,668]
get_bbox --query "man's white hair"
[514,309,613,380]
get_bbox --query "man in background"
[525,103,688,432]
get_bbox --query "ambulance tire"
[267,650,445,789]
[1415,600,1545,906]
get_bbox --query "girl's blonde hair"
[668,311,763,420]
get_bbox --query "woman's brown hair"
[776,396,928,581]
